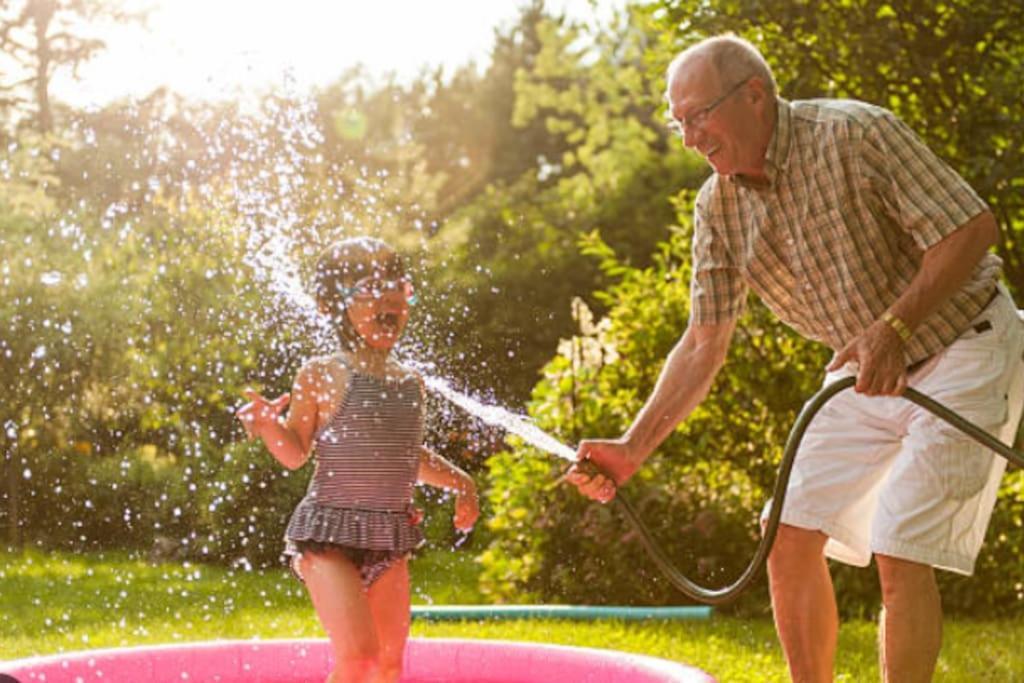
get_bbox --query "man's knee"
[767,525,828,591]
[769,525,828,564]
[876,554,936,601]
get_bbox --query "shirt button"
[786,238,795,246]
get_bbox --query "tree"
[427,4,706,404]
[0,0,142,132]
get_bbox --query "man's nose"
[682,125,704,151]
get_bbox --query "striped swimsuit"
[284,359,425,585]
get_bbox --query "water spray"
[421,375,576,462]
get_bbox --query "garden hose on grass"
[593,376,1024,606]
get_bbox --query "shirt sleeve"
[859,110,988,250]
[689,185,747,325]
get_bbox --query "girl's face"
[341,262,414,350]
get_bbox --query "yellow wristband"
[881,311,913,342]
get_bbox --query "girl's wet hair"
[314,237,405,350]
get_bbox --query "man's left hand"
[827,320,907,395]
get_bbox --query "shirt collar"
[732,97,792,190]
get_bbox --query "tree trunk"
[30,0,55,133]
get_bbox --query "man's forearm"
[888,211,999,331]
[624,324,732,462]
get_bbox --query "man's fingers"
[827,347,851,372]
[271,393,291,410]
[855,368,873,394]
[878,369,907,396]
[578,473,616,502]
[594,477,617,503]
[566,443,622,502]
[562,468,589,487]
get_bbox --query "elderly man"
[568,34,1024,682]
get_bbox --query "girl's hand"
[453,483,479,532]
[237,389,290,439]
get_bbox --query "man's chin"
[705,151,726,174]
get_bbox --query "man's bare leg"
[767,524,837,683]
[876,554,941,683]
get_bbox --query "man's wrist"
[620,432,650,467]
[880,310,913,343]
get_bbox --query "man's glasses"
[667,76,751,139]
[340,276,417,305]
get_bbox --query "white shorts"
[776,288,1024,575]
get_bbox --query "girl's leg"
[298,550,379,683]
[366,557,411,683]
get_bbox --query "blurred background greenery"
[2,0,1023,620]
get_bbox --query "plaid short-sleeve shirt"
[690,98,1000,365]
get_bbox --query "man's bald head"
[665,34,777,103]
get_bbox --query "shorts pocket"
[926,438,996,501]
[942,332,999,367]
[911,388,1008,501]
[928,334,1009,402]
[943,303,1011,363]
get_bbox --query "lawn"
[1,548,1021,681]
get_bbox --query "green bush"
[186,439,310,567]
[12,446,190,553]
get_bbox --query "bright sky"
[53,0,621,107]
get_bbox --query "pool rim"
[2,636,717,682]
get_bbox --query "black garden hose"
[601,376,1024,606]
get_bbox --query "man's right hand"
[564,438,643,504]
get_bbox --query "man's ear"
[746,76,769,103]
[745,76,774,119]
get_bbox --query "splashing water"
[422,374,576,462]
[222,80,337,352]
[210,89,573,464]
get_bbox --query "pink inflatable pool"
[3,638,715,682]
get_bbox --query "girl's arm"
[418,446,479,531]
[238,362,324,470]
[417,446,474,493]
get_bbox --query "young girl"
[237,237,479,683]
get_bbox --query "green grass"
[2,549,1022,681]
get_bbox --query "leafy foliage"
[480,224,828,609]
[2,0,1024,619]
